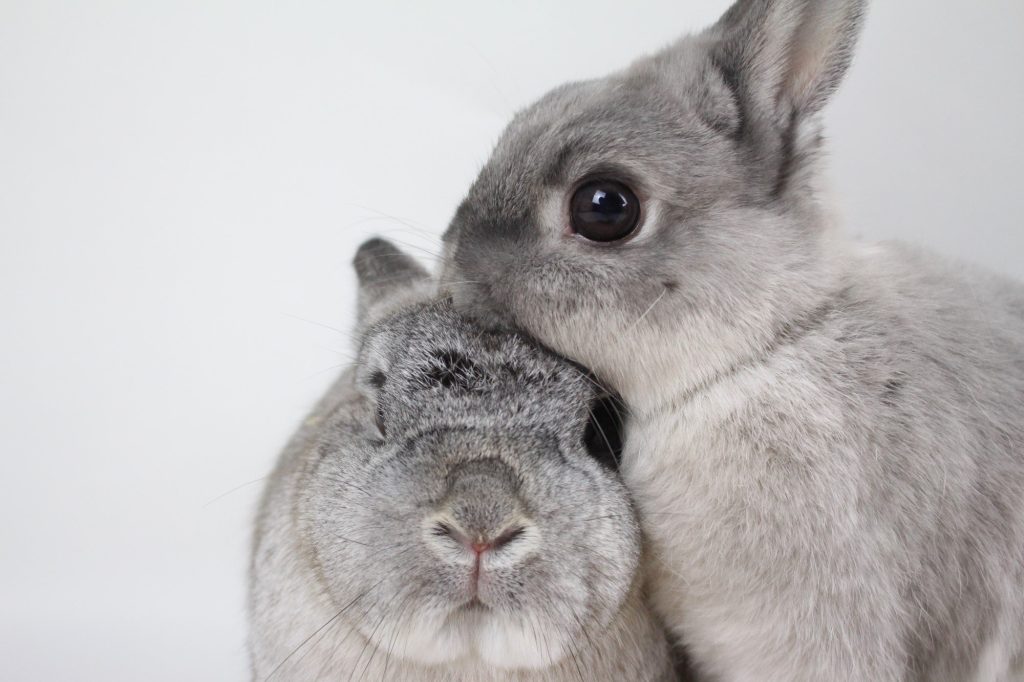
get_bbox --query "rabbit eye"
[569,179,641,243]
[583,394,626,469]
[368,370,387,389]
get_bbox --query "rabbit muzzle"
[424,455,540,593]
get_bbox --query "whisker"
[460,39,517,114]
[339,202,437,232]
[202,475,268,508]
[627,287,667,333]
[298,362,351,382]
[263,578,384,681]
[347,603,390,681]
[281,312,352,338]
[311,561,424,680]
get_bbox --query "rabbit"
[248,238,681,681]
[437,0,1024,680]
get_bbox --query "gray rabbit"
[248,239,678,681]
[439,0,1024,680]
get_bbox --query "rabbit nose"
[425,457,537,559]
[435,521,529,556]
[475,525,529,554]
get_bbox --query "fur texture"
[439,1,1024,680]
[248,239,679,681]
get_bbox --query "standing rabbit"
[249,239,679,681]
[439,0,1024,680]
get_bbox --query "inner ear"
[583,394,627,470]
[710,0,867,122]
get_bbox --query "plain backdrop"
[1,1,1022,679]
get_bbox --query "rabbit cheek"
[495,265,653,392]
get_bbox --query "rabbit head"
[304,238,639,671]
[439,0,867,409]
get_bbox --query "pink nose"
[432,522,528,556]
[470,540,492,555]
[469,526,527,555]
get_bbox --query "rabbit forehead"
[371,302,594,413]
[447,49,751,237]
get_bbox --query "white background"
[1,1,1022,680]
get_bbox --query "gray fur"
[439,0,1024,680]
[248,239,678,681]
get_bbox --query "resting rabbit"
[439,0,1024,680]
[248,239,678,681]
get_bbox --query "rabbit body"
[438,0,1024,679]
[248,241,678,681]
[622,243,1024,681]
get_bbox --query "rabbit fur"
[439,0,1024,680]
[249,239,679,681]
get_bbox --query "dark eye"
[583,394,626,470]
[569,179,641,243]
[368,370,387,390]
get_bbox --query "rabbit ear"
[353,238,432,327]
[709,0,866,124]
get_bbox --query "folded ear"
[710,0,867,126]
[353,238,432,328]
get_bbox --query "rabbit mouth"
[458,596,489,613]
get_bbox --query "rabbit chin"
[367,605,570,670]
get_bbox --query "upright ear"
[353,238,432,328]
[709,0,866,127]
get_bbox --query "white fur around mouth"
[366,605,570,670]
[475,613,569,669]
